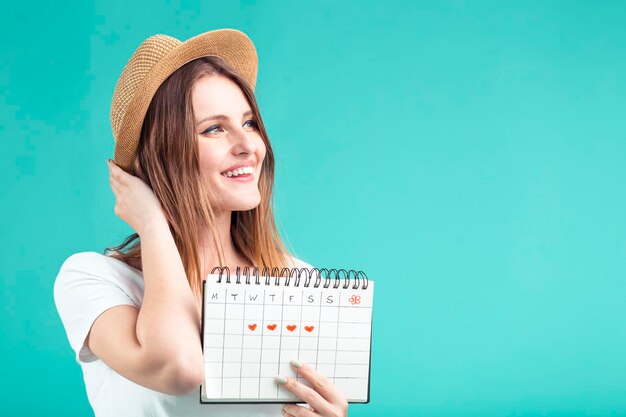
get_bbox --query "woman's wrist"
[138,216,170,239]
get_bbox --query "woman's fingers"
[107,159,132,186]
[276,376,331,416]
[107,159,119,177]
[290,361,348,410]
[107,158,137,199]
[106,158,168,235]
[282,404,318,417]
[109,180,119,196]
[108,178,121,197]
[107,160,121,185]
[275,361,349,416]
[108,175,119,195]
[107,160,125,217]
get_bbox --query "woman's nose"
[231,127,257,154]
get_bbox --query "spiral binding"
[209,266,369,290]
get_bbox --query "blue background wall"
[1,1,625,415]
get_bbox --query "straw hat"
[110,28,258,172]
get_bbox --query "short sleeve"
[53,253,137,364]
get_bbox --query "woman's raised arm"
[86,160,204,395]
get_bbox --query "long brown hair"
[104,56,293,304]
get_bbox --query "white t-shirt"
[54,251,313,417]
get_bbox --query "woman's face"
[192,74,266,213]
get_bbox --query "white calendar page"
[200,275,374,403]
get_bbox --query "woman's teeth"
[224,166,254,177]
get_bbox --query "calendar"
[200,268,373,403]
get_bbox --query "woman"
[54,29,349,417]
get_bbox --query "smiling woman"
[53,29,349,417]
[106,54,285,290]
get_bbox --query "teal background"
[1,0,625,416]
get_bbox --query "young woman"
[54,29,349,417]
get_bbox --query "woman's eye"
[244,119,257,129]
[201,120,256,135]
[202,125,223,135]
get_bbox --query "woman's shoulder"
[60,251,123,270]
[54,251,144,306]
[57,251,141,282]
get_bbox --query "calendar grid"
[201,275,373,403]
[331,298,339,382]
[275,290,285,397]
[220,289,226,397]
[314,290,322,369]
[257,288,266,398]
[296,289,304,383]
[238,290,246,398]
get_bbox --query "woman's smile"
[221,171,254,183]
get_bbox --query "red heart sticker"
[267,324,277,331]
[248,324,257,331]
[304,325,314,333]
[286,325,297,332]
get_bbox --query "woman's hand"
[276,360,348,417]
[107,159,168,236]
